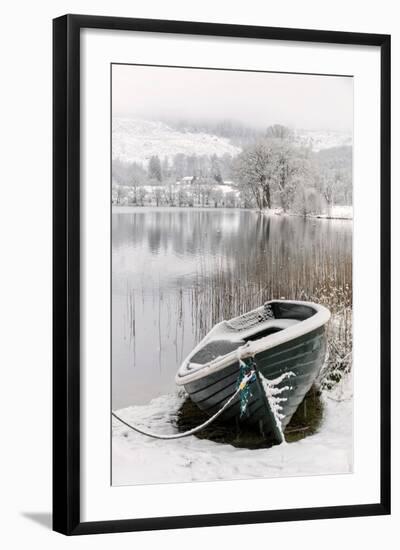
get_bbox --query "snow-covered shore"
[112,377,353,486]
[313,205,353,220]
[263,205,353,220]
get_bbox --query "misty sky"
[112,64,353,132]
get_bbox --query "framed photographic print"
[53,14,391,535]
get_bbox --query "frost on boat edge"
[176,300,331,385]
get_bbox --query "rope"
[111,369,255,440]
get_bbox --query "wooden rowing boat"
[176,300,330,443]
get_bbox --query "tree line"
[112,124,352,213]
[113,151,234,186]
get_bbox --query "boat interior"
[189,302,317,366]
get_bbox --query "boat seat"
[240,318,299,342]
[190,339,245,365]
[264,318,300,329]
[189,320,300,366]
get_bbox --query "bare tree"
[115,186,127,205]
[320,172,337,215]
[274,144,313,212]
[154,186,165,207]
[166,181,176,206]
[136,187,147,206]
[236,133,313,212]
[200,180,214,206]
[224,191,237,208]
[293,184,323,217]
[235,141,275,210]
[211,188,223,207]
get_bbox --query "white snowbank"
[112,378,353,486]
[316,205,353,219]
[261,206,353,219]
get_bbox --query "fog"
[112,64,353,132]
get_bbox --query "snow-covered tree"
[273,143,314,212]
[224,191,237,208]
[154,187,165,207]
[265,124,294,140]
[115,186,127,205]
[235,134,313,212]
[177,188,188,207]
[211,188,223,207]
[315,146,352,206]
[136,187,147,206]
[235,141,274,210]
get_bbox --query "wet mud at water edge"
[176,385,323,449]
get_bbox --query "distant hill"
[112,118,241,165]
[161,119,353,151]
[112,117,353,167]
[294,129,352,151]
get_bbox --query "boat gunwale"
[176,300,330,386]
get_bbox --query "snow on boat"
[176,300,330,444]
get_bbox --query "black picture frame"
[53,14,391,535]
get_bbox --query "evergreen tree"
[148,155,162,182]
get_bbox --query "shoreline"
[112,204,353,220]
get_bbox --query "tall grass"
[187,249,352,390]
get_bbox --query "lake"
[112,207,352,409]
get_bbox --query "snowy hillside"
[112,117,241,165]
[294,129,353,151]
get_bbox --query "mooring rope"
[111,369,256,440]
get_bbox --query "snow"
[294,129,353,151]
[112,376,353,486]
[316,205,353,219]
[112,118,352,166]
[176,301,330,384]
[112,117,240,164]
[259,371,296,439]
[260,206,353,219]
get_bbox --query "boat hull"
[183,326,327,443]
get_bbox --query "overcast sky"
[112,64,353,132]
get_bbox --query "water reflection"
[112,207,352,408]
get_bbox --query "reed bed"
[187,246,352,390]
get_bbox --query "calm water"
[112,207,352,409]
